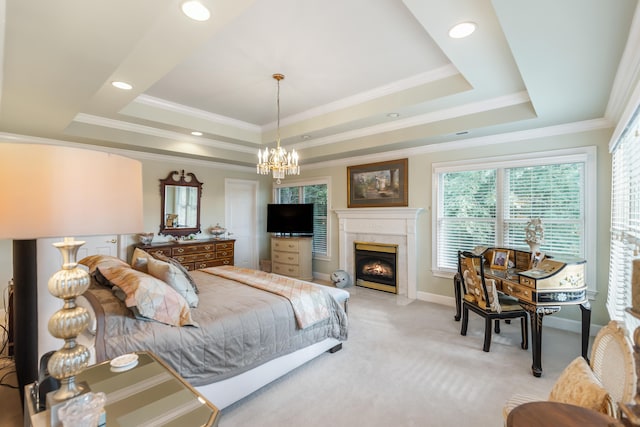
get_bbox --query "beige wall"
[304,127,613,326]
[0,126,613,329]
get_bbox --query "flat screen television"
[267,203,314,235]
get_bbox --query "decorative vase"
[527,241,540,255]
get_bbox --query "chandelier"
[257,73,300,184]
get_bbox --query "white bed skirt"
[196,337,341,409]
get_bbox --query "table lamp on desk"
[0,142,143,408]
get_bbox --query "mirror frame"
[159,170,203,237]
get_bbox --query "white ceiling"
[0,0,637,169]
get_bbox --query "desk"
[454,247,590,377]
[507,401,623,427]
[26,351,220,427]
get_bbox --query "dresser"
[137,239,235,271]
[271,236,313,281]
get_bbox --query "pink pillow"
[100,265,197,327]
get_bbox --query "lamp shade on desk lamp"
[0,142,143,403]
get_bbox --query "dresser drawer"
[272,239,299,252]
[180,262,195,271]
[272,262,300,277]
[216,249,233,259]
[148,248,172,258]
[216,242,233,251]
[207,258,233,268]
[173,252,216,263]
[272,251,299,265]
[503,281,534,304]
[193,259,225,269]
[172,243,215,256]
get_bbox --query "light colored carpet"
[219,285,585,427]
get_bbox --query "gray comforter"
[87,270,348,386]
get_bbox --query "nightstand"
[25,351,220,427]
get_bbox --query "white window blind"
[274,179,329,257]
[503,164,584,259]
[607,110,640,328]
[438,169,496,270]
[435,154,587,274]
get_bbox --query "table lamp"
[0,142,143,405]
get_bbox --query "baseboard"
[417,291,602,336]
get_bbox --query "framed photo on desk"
[490,249,510,270]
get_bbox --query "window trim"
[273,176,331,260]
[431,147,597,297]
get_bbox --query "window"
[273,178,330,257]
[607,108,640,328]
[433,148,595,293]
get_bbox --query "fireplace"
[355,242,398,293]
[334,208,423,299]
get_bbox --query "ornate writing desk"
[454,247,590,377]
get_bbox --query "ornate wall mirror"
[159,170,203,237]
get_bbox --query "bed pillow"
[146,256,199,308]
[131,247,151,273]
[155,253,199,294]
[99,264,197,327]
[548,356,612,413]
[79,254,129,274]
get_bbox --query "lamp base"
[46,238,91,404]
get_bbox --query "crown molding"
[606,3,640,124]
[133,95,261,132]
[268,64,461,130]
[304,117,612,170]
[292,91,531,150]
[0,132,255,173]
[73,113,257,154]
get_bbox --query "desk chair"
[458,250,529,352]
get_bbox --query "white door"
[37,235,119,361]
[225,179,258,269]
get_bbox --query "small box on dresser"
[271,236,312,281]
[137,239,235,270]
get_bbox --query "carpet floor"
[3,285,588,427]
[219,285,584,427]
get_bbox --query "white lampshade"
[0,143,143,238]
[0,141,143,405]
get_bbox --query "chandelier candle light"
[257,73,300,184]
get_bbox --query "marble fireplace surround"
[334,208,423,299]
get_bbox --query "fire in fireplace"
[354,242,398,293]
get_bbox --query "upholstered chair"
[503,320,636,420]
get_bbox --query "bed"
[76,253,349,409]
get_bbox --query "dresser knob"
[177,248,184,253]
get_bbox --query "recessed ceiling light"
[191,131,203,136]
[449,22,477,39]
[387,113,400,118]
[111,81,132,90]
[181,1,211,21]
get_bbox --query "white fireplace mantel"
[334,208,423,299]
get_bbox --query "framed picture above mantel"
[347,158,408,208]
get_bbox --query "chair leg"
[494,319,500,334]
[461,307,469,336]
[520,314,529,350]
[483,317,492,352]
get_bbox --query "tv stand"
[271,236,313,281]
